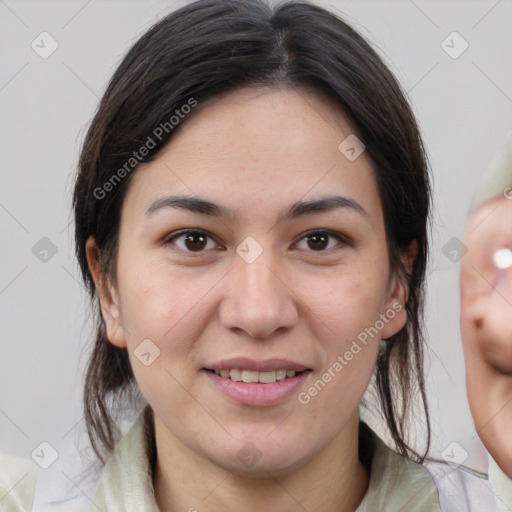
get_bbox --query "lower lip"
[203,370,311,406]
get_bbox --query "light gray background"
[1,0,511,478]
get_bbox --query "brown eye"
[183,232,208,251]
[295,230,346,252]
[307,232,329,251]
[165,230,217,253]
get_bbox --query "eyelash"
[163,229,349,255]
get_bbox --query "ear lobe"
[85,237,127,348]
[380,274,408,339]
[380,241,417,339]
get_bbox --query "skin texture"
[460,195,512,478]
[86,87,411,511]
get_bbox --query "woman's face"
[88,87,408,474]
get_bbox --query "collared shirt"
[488,455,512,512]
[25,409,508,512]
[87,410,443,511]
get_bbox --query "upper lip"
[204,358,311,372]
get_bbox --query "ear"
[85,237,127,348]
[380,240,417,339]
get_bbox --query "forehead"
[123,87,382,223]
[159,86,359,166]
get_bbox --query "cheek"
[118,263,214,414]
[300,264,389,340]
[294,266,386,392]
[117,257,213,356]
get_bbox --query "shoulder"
[29,429,105,512]
[358,423,502,512]
[30,452,103,512]
[357,422,442,511]
[486,453,512,512]
[89,410,159,511]
[31,410,155,512]
[0,451,38,512]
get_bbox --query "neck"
[153,412,370,512]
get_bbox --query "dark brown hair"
[73,0,432,466]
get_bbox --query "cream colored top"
[24,410,509,511]
[488,454,512,512]
[0,452,37,512]
[87,411,442,511]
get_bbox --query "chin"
[208,440,312,477]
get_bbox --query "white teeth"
[258,371,276,383]
[241,370,259,383]
[213,368,301,383]
[229,369,242,381]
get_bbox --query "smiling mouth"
[204,368,311,384]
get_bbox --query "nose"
[219,250,299,339]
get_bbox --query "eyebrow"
[145,194,369,222]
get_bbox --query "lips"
[202,358,312,405]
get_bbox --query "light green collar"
[89,412,441,511]
[356,425,441,511]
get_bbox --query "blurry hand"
[460,194,512,477]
